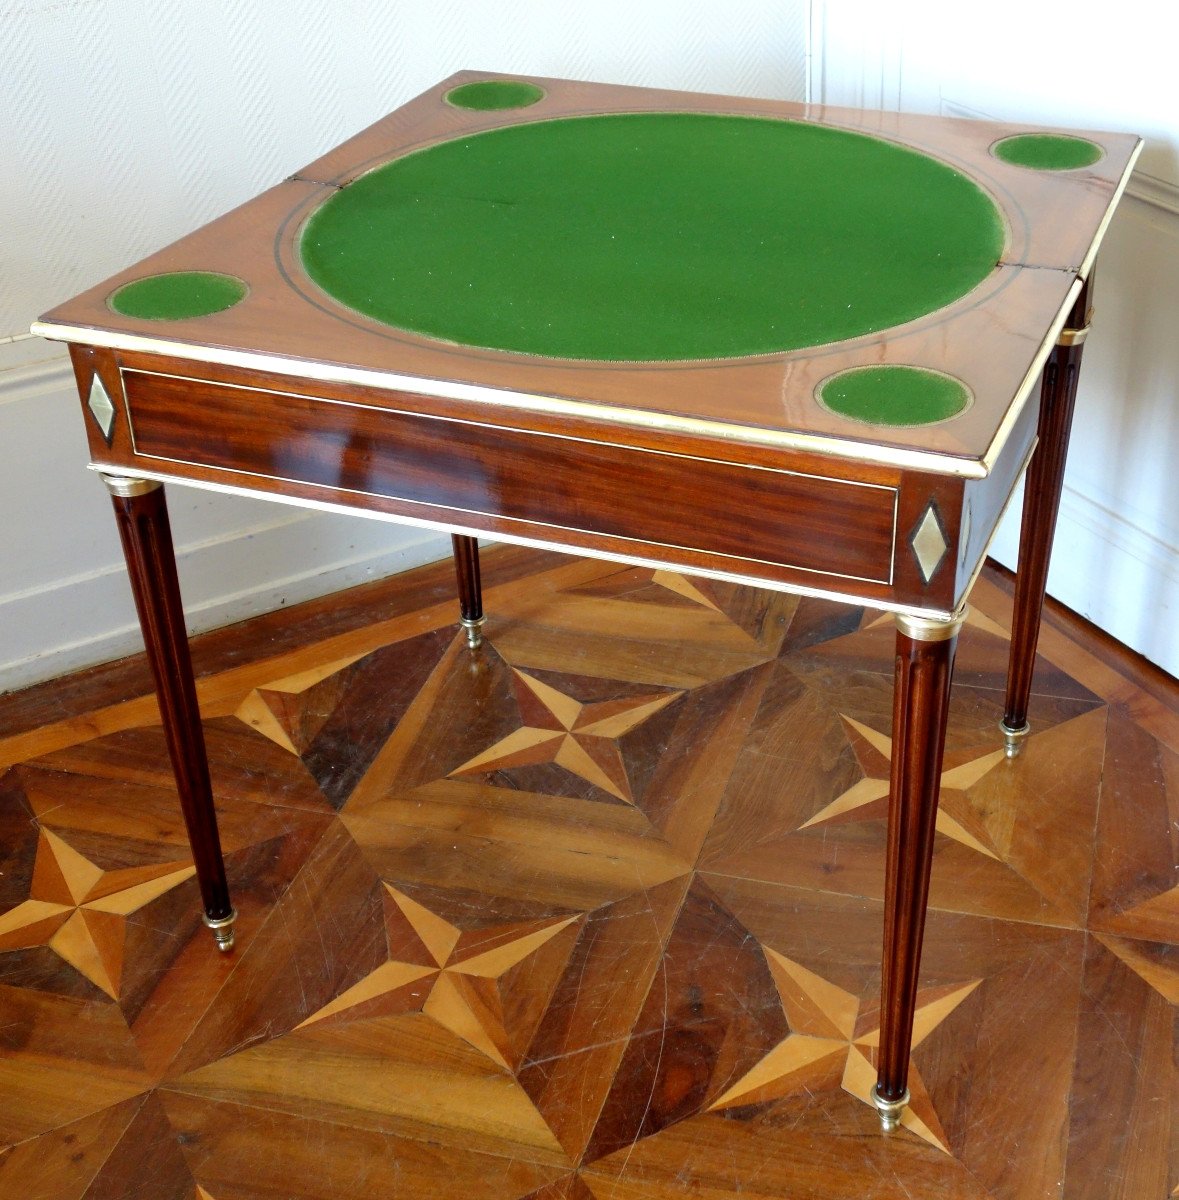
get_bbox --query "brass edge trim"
[101,473,161,497]
[119,446,895,587]
[1057,323,1090,346]
[978,275,1084,476]
[888,489,898,587]
[85,462,957,620]
[895,603,968,641]
[31,321,992,479]
[120,368,897,495]
[1079,138,1145,280]
[118,365,899,588]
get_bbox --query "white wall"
[813,1,1179,676]
[0,0,809,691]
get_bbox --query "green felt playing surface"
[445,80,545,111]
[992,133,1103,171]
[817,365,972,426]
[109,272,247,320]
[300,113,1006,362]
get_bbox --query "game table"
[32,72,1141,1132]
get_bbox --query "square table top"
[35,71,1141,480]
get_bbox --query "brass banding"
[85,462,960,621]
[202,907,238,952]
[894,605,968,642]
[871,1085,910,1132]
[117,367,902,590]
[999,719,1031,758]
[101,473,162,498]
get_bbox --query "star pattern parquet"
[0,546,1175,1199]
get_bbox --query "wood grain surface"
[37,72,1141,466]
[1,546,1174,1198]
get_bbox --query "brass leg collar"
[101,473,161,498]
[894,604,969,643]
[999,719,1031,759]
[203,908,238,952]
[872,1085,910,1133]
[460,615,485,650]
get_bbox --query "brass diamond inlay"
[87,374,117,443]
[911,504,948,583]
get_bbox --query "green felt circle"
[816,365,972,427]
[445,80,545,111]
[992,133,1103,171]
[300,113,1005,361]
[108,272,248,320]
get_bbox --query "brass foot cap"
[460,615,485,650]
[999,719,1031,759]
[871,1085,909,1133]
[203,908,238,952]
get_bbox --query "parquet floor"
[0,546,1175,1199]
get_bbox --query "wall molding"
[806,6,902,111]
[0,515,450,692]
[0,351,73,407]
[0,350,452,693]
[942,98,1179,219]
[1124,171,1179,218]
[990,480,1178,677]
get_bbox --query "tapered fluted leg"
[103,475,236,950]
[451,534,484,649]
[874,606,967,1130]
[1001,281,1092,757]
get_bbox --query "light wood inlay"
[0,548,1174,1196]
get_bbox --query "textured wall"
[0,0,809,689]
[813,1,1179,675]
[3,0,808,336]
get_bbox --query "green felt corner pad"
[992,133,1103,171]
[108,272,248,320]
[816,365,973,427]
[445,80,545,111]
[300,113,1005,362]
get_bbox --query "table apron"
[120,366,899,590]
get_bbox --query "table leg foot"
[451,534,484,652]
[872,1084,910,1133]
[203,907,238,952]
[998,719,1030,759]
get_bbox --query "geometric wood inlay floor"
[0,546,1175,1199]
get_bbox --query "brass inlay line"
[85,461,959,621]
[119,365,900,588]
[29,320,995,478]
[120,368,896,495]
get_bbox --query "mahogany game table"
[33,72,1141,1132]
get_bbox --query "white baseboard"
[0,351,452,694]
[990,480,1178,678]
[0,516,449,693]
